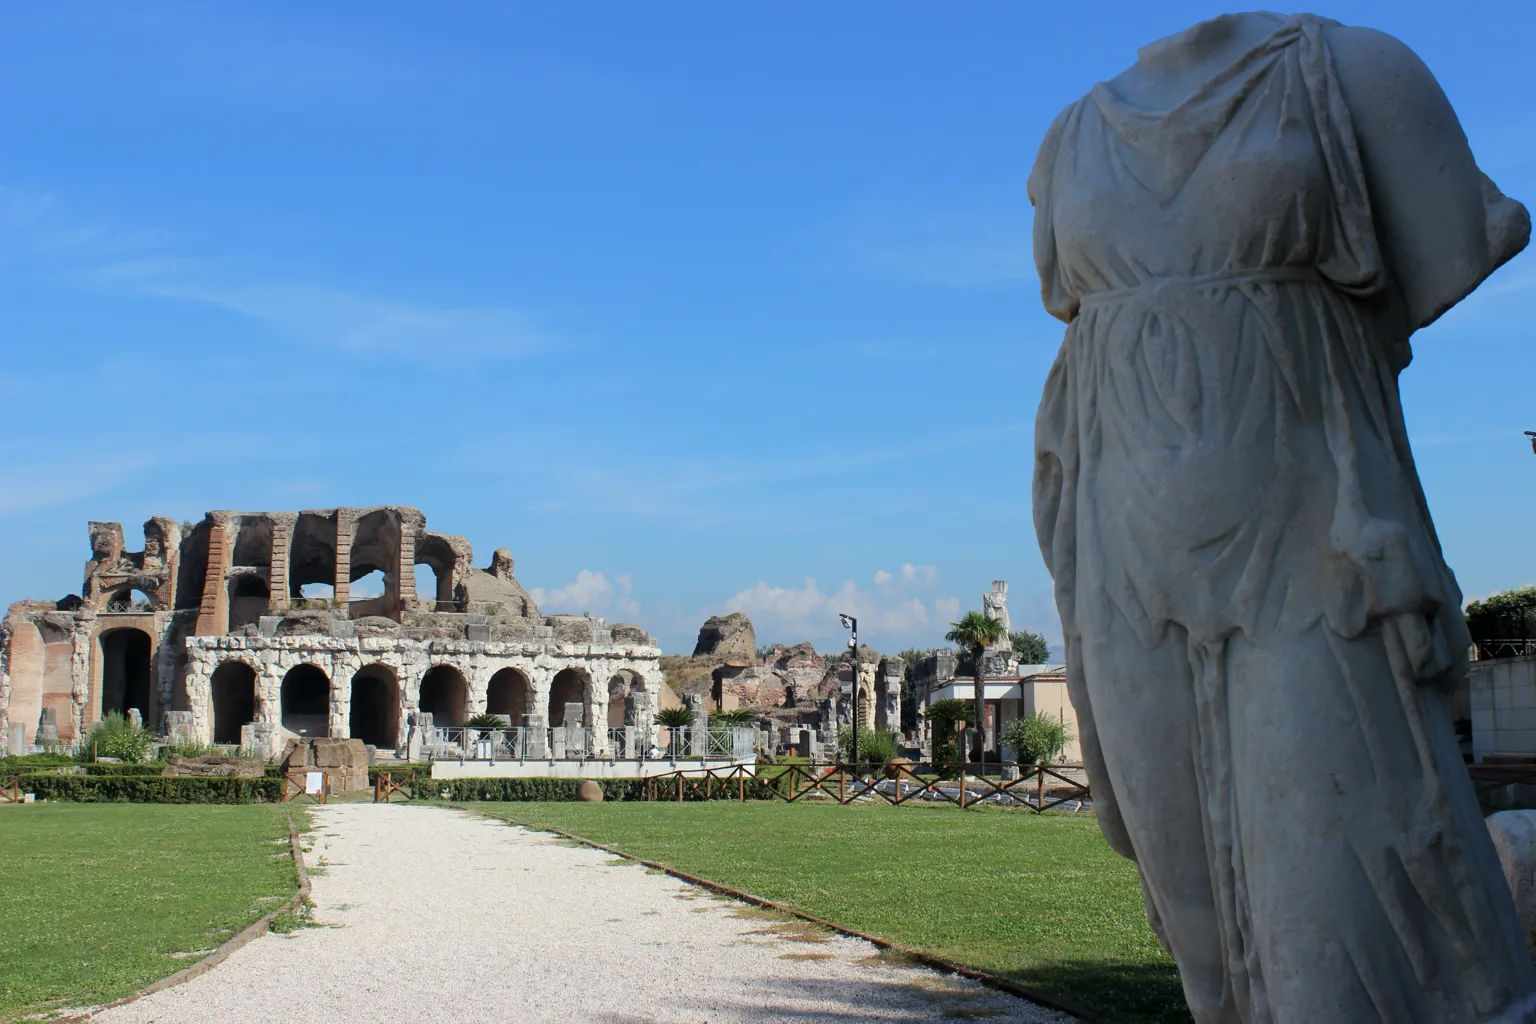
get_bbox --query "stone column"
[269,513,296,611]
[397,529,417,615]
[333,509,356,606]
[195,520,230,637]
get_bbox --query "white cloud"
[722,575,961,651]
[530,570,640,619]
[900,563,937,585]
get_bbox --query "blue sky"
[2,2,1532,655]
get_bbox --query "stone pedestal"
[5,722,24,754]
[282,737,369,793]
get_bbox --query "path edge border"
[58,810,313,1022]
[482,811,1116,1024]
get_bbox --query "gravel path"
[90,803,1073,1024]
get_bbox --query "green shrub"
[836,726,898,774]
[711,708,756,726]
[18,774,281,803]
[1001,712,1073,765]
[84,712,157,763]
[655,707,694,727]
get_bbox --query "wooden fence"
[644,761,1091,812]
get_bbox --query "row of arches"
[205,661,639,748]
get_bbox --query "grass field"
[475,801,1188,1023]
[0,804,303,1023]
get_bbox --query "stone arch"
[349,663,400,749]
[175,521,210,610]
[210,660,257,744]
[419,664,468,727]
[231,516,274,568]
[289,512,338,601]
[228,573,270,632]
[280,663,331,737]
[414,534,459,608]
[486,667,531,727]
[548,667,590,729]
[99,627,153,722]
[100,578,163,612]
[607,671,633,729]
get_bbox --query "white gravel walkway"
[91,803,1073,1024]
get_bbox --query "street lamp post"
[839,614,858,771]
[1525,430,1535,454]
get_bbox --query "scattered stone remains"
[0,506,663,759]
[665,620,905,761]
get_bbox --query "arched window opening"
[281,664,331,737]
[100,628,153,722]
[105,588,158,613]
[486,668,529,727]
[349,666,400,749]
[415,563,441,605]
[298,582,335,608]
[548,669,587,729]
[228,576,269,632]
[232,517,274,568]
[210,661,257,744]
[350,570,388,599]
[418,665,467,727]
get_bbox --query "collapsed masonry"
[667,613,903,760]
[0,506,663,758]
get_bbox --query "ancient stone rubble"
[666,619,905,760]
[0,506,663,758]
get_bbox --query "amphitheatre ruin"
[0,506,665,760]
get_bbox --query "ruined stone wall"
[184,633,664,753]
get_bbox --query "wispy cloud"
[822,194,1033,289]
[481,421,1033,528]
[83,257,549,359]
[3,185,555,361]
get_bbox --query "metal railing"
[1475,639,1536,660]
[422,725,757,762]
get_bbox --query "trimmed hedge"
[85,762,170,776]
[0,754,78,771]
[427,777,650,802]
[18,774,281,803]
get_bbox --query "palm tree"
[945,610,1007,762]
[655,706,695,757]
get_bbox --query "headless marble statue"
[1029,12,1535,1023]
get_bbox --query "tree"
[945,611,1007,761]
[654,707,694,727]
[711,708,756,726]
[1009,630,1050,665]
[1466,585,1536,657]
[654,706,695,757]
[922,698,971,779]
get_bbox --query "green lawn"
[474,801,1187,1023]
[0,804,303,1022]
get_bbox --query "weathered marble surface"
[1029,12,1534,1022]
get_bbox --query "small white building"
[912,651,1081,763]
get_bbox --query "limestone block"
[1487,811,1536,957]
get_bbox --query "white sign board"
[305,771,324,795]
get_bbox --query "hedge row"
[85,762,170,776]
[16,774,282,803]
